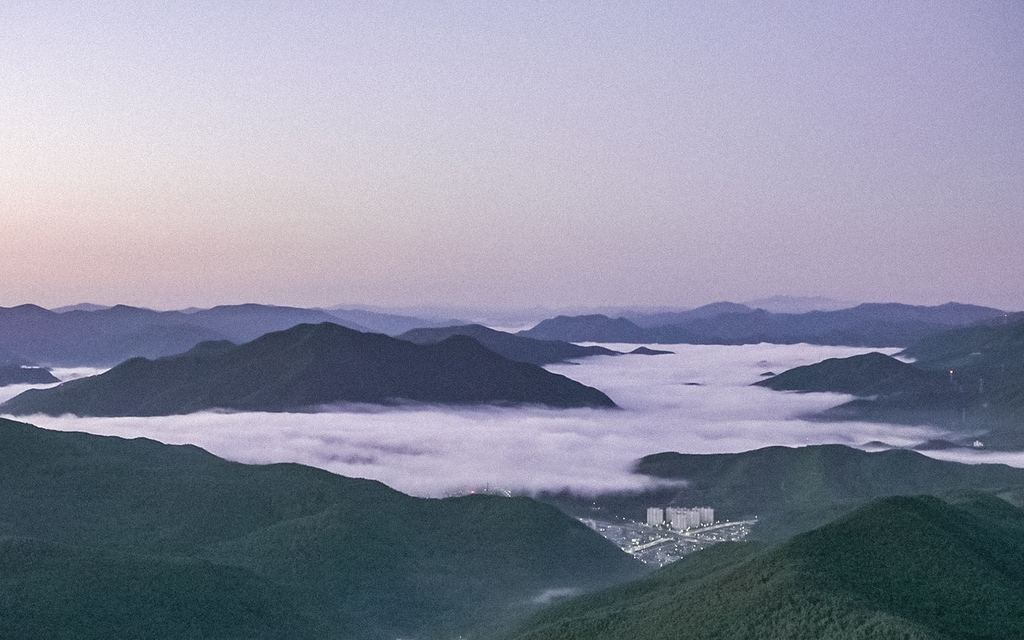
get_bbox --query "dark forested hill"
[1,322,616,416]
[754,352,945,395]
[0,418,642,639]
[0,365,59,387]
[502,493,1024,640]
[399,324,620,365]
[754,317,1024,446]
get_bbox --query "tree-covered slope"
[0,418,642,639]
[638,445,1024,538]
[544,444,1024,542]
[901,316,1024,410]
[503,493,1024,640]
[753,318,1024,446]
[0,537,314,640]
[1,322,616,416]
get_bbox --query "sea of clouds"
[2,344,1012,497]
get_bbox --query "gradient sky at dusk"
[2,1,1022,311]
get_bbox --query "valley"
[2,302,1024,638]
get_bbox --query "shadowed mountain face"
[0,418,642,639]
[754,351,946,395]
[1,322,617,416]
[520,303,1010,347]
[399,324,621,366]
[0,366,59,387]
[503,493,1024,640]
[901,316,1024,409]
[753,318,1024,446]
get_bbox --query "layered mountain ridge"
[521,302,1011,347]
[399,323,621,365]
[754,317,1024,447]
[0,322,617,416]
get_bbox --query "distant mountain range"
[0,300,1013,367]
[0,303,462,367]
[755,317,1024,447]
[324,306,464,335]
[742,294,854,314]
[503,493,1024,640]
[0,323,617,416]
[0,417,642,639]
[399,324,621,366]
[521,302,1013,347]
[0,303,364,367]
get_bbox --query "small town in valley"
[582,506,757,567]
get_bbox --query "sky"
[2,1,1023,311]
[0,343,965,497]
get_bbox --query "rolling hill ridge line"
[0,322,617,416]
[0,417,643,639]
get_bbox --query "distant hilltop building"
[647,506,714,530]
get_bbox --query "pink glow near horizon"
[1,1,1022,311]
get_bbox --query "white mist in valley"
[5,344,961,497]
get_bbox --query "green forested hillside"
[503,493,1024,640]
[902,316,1024,410]
[755,317,1024,446]
[545,444,1024,542]
[0,418,642,639]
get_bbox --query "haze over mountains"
[755,316,1024,448]
[0,300,1012,371]
[522,302,1012,348]
[4,297,1024,638]
[0,303,458,368]
[399,324,621,366]
[1,323,616,416]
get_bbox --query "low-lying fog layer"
[0,344,967,497]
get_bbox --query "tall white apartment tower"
[646,507,665,526]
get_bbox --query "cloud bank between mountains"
[0,344,987,497]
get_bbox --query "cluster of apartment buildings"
[646,506,714,530]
